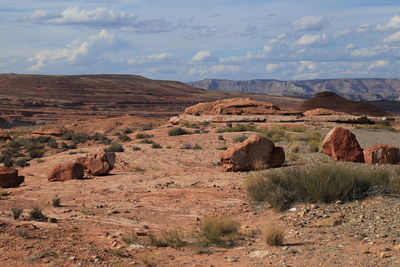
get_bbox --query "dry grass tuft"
[263,223,285,246]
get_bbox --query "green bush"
[29,207,48,221]
[246,165,391,211]
[135,133,154,139]
[196,215,240,248]
[216,124,257,133]
[16,158,30,167]
[233,135,248,143]
[139,138,154,144]
[52,198,61,207]
[29,149,45,159]
[117,133,132,142]
[132,146,141,151]
[168,127,190,136]
[123,128,133,134]
[47,138,58,149]
[104,142,124,153]
[11,208,23,220]
[91,133,111,145]
[308,140,320,152]
[151,143,162,149]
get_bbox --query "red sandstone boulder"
[48,162,84,182]
[363,145,400,165]
[76,152,115,176]
[220,135,285,172]
[0,167,24,188]
[320,127,364,163]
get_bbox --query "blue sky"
[1,0,400,81]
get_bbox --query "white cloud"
[188,65,240,76]
[368,60,389,70]
[127,52,174,65]
[350,44,391,58]
[356,24,369,33]
[345,43,356,50]
[246,45,273,60]
[28,29,115,71]
[376,15,400,31]
[265,63,285,72]
[297,61,317,73]
[333,29,352,38]
[292,16,330,31]
[383,31,400,42]
[292,72,320,80]
[192,50,214,62]
[294,33,328,46]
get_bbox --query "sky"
[0,0,400,81]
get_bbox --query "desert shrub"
[29,207,48,221]
[0,191,9,196]
[2,147,23,158]
[62,131,90,144]
[355,122,396,132]
[181,143,201,150]
[289,142,299,153]
[263,223,285,246]
[104,142,124,153]
[216,124,257,133]
[2,157,14,167]
[132,146,141,151]
[140,125,154,131]
[91,133,111,145]
[60,142,70,152]
[135,133,153,139]
[234,135,248,143]
[117,133,132,142]
[216,146,227,150]
[47,138,58,149]
[307,140,320,152]
[246,166,391,211]
[148,230,186,248]
[197,214,240,248]
[151,143,162,149]
[139,138,154,144]
[48,217,58,223]
[11,208,23,220]
[123,128,133,134]
[168,127,190,136]
[52,198,61,207]
[29,149,45,159]
[288,152,299,161]
[16,158,30,167]
[218,135,225,141]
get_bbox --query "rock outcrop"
[303,108,347,116]
[0,167,24,188]
[320,127,364,163]
[363,145,400,165]
[76,152,115,176]
[48,162,84,182]
[184,98,280,116]
[220,135,285,172]
[33,127,67,136]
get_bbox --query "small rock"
[226,256,238,262]
[288,207,297,212]
[69,256,76,261]
[380,252,390,258]
[394,244,400,251]
[315,214,342,227]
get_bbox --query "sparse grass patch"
[196,214,240,248]
[139,138,154,144]
[168,127,190,136]
[246,165,392,211]
[355,122,397,132]
[218,135,225,141]
[123,128,133,134]
[29,207,48,222]
[133,166,145,173]
[148,230,186,248]
[216,124,257,133]
[151,143,162,149]
[288,152,299,161]
[0,191,10,197]
[263,223,285,246]
[307,140,320,153]
[11,208,23,219]
[132,146,141,151]
[135,133,154,139]
[52,198,61,207]
[104,142,124,153]
[116,133,132,142]
[289,142,299,153]
[234,135,248,143]
[15,158,30,167]
[216,146,228,150]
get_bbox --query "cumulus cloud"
[383,31,400,42]
[292,16,330,31]
[192,50,215,62]
[246,45,273,60]
[297,61,317,73]
[188,65,240,76]
[265,63,285,72]
[350,44,392,58]
[127,52,174,65]
[28,7,177,33]
[376,15,400,31]
[294,33,328,46]
[368,60,389,70]
[28,29,115,71]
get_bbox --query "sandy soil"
[0,123,399,267]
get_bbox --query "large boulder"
[0,167,24,188]
[220,135,285,172]
[320,127,364,163]
[48,162,84,182]
[76,152,115,176]
[363,145,400,165]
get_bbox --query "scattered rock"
[226,256,238,262]
[363,144,400,165]
[315,214,342,227]
[0,167,24,188]
[320,127,364,163]
[48,162,84,182]
[220,134,285,171]
[76,152,115,176]
[394,244,400,251]
[303,108,347,116]
[32,126,67,136]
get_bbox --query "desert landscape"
[0,75,399,267]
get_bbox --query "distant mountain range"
[188,78,400,101]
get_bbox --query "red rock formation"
[303,108,347,116]
[48,162,84,182]
[363,145,400,165]
[220,134,285,172]
[0,167,24,188]
[76,152,115,176]
[320,127,364,163]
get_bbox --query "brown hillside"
[301,91,388,117]
[0,74,303,125]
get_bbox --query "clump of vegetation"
[116,132,132,142]
[148,230,187,248]
[135,133,154,139]
[47,138,58,149]
[289,142,299,153]
[11,208,23,220]
[0,191,10,197]
[263,223,285,246]
[123,128,133,134]
[52,198,61,207]
[91,133,111,145]
[181,143,202,150]
[140,124,154,131]
[29,207,48,222]
[15,158,30,167]
[246,165,392,211]
[216,124,257,133]
[233,135,248,143]
[308,140,320,152]
[151,143,162,149]
[62,131,91,144]
[216,146,228,151]
[139,138,154,144]
[132,146,141,151]
[288,152,299,162]
[168,127,190,136]
[218,135,225,141]
[104,142,124,153]
[355,121,397,132]
[196,214,240,248]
